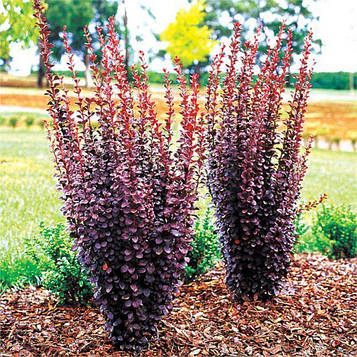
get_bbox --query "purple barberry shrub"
[34,0,204,351]
[206,23,314,301]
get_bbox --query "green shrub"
[25,115,35,127]
[32,69,86,78]
[295,213,310,238]
[313,205,357,259]
[9,116,19,128]
[310,72,355,90]
[0,250,42,293]
[148,71,356,90]
[288,72,357,90]
[0,116,5,126]
[185,209,221,281]
[146,70,178,84]
[25,223,93,305]
[294,213,312,253]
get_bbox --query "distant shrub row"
[149,71,357,90]
[30,70,357,90]
[0,115,44,128]
[287,72,357,90]
[31,69,211,86]
[307,72,357,90]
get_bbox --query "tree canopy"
[0,0,39,60]
[45,0,94,61]
[37,0,118,87]
[160,0,217,68]
[201,0,321,60]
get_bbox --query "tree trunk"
[314,136,319,149]
[195,61,201,86]
[4,57,10,73]
[123,0,130,78]
[286,69,292,87]
[84,53,90,88]
[349,72,354,91]
[37,54,45,88]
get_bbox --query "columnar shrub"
[34,0,204,351]
[206,23,314,301]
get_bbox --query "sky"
[8,0,357,75]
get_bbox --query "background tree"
[201,0,321,69]
[105,0,154,79]
[160,0,217,77]
[38,0,118,88]
[82,0,119,86]
[0,0,38,71]
[37,0,94,88]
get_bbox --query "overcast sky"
[9,0,357,75]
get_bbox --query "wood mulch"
[1,254,356,357]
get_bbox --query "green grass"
[296,149,356,254]
[301,149,357,208]
[0,128,356,290]
[0,129,63,238]
[0,128,64,290]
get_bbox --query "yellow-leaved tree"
[160,0,217,73]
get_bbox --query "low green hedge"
[295,205,357,259]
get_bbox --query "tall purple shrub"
[206,23,314,301]
[34,1,204,351]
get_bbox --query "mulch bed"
[1,254,356,356]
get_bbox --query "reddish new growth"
[33,0,204,351]
[206,23,315,301]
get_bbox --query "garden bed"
[1,254,356,356]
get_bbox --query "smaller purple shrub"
[206,23,315,301]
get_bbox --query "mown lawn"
[0,129,63,289]
[0,128,356,289]
[301,148,357,206]
[0,129,63,242]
